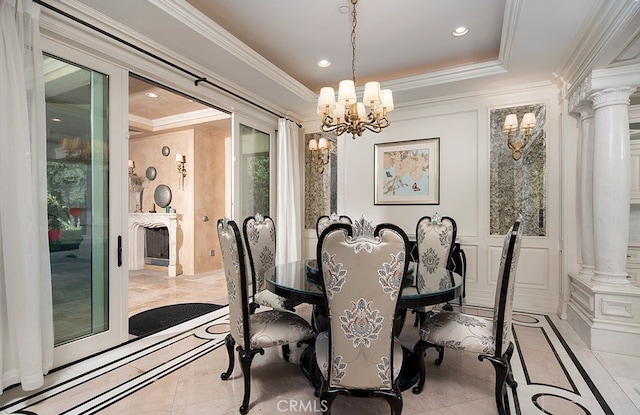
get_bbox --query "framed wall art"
[374,137,440,205]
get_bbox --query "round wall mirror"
[161,146,170,156]
[154,184,172,208]
[145,166,157,181]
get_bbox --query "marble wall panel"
[490,104,546,236]
[304,132,337,229]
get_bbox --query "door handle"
[118,235,122,267]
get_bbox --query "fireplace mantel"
[129,212,180,276]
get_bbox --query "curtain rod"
[34,0,302,128]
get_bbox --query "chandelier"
[316,0,394,139]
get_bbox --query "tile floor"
[1,268,640,414]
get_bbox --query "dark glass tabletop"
[264,259,463,309]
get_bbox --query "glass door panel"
[45,55,109,345]
[239,124,271,217]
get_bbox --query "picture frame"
[374,137,440,205]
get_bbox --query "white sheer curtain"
[0,0,53,393]
[276,119,302,265]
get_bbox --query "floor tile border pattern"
[510,312,614,415]
[1,308,618,415]
[0,307,231,415]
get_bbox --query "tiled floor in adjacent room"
[2,268,640,414]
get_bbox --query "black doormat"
[129,303,225,337]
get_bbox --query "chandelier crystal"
[316,0,393,139]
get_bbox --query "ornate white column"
[590,87,635,285]
[566,64,640,356]
[573,102,596,276]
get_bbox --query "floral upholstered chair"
[242,214,292,312]
[314,217,409,414]
[412,213,457,326]
[413,216,523,415]
[316,213,352,238]
[217,218,315,415]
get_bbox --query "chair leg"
[412,309,426,327]
[478,352,509,415]
[375,389,403,415]
[238,346,265,414]
[412,339,445,394]
[412,340,427,394]
[220,334,235,380]
[504,341,518,389]
[320,389,338,415]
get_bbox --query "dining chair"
[315,213,352,238]
[314,218,410,414]
[217,218,315,415]
[411,213,457,327]
[242,213,292,313]
[413,216,523,415]
[313,213,353,332]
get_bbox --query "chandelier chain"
[351,1,357,84]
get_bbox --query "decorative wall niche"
[304,132,337,229]
[489,104,546,236]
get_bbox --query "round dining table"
[264,259,464,392]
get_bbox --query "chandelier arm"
[364,123,383,134]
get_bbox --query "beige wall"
[193,127,225,273]
[129,126,226,275]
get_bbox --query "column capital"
[570,100,595,121]
[569,63,640,113]
[590,87,636,110]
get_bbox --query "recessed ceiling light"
[452,26,469,37]
[51,118,61,122]
[339,5,349,13]
[145,92,159,98]
[318,59,331,68]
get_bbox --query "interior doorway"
[127,75,231,319]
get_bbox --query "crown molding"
[39,0,304,121]
[558,0,640,99]
[385,60,507,92]
[152,0,511,103]
[150,0,316,103]
[498,0,525,69]
[129,108,230,132]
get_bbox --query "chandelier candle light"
[317,0,394,138]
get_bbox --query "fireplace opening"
[145,227,169,266]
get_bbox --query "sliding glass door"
[45,54,109,345]
[43,39,127,367]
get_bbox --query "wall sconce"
[503,112,536,160]
[308,138,333,173]
[128,159,135,176]
[175,153,186,189]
